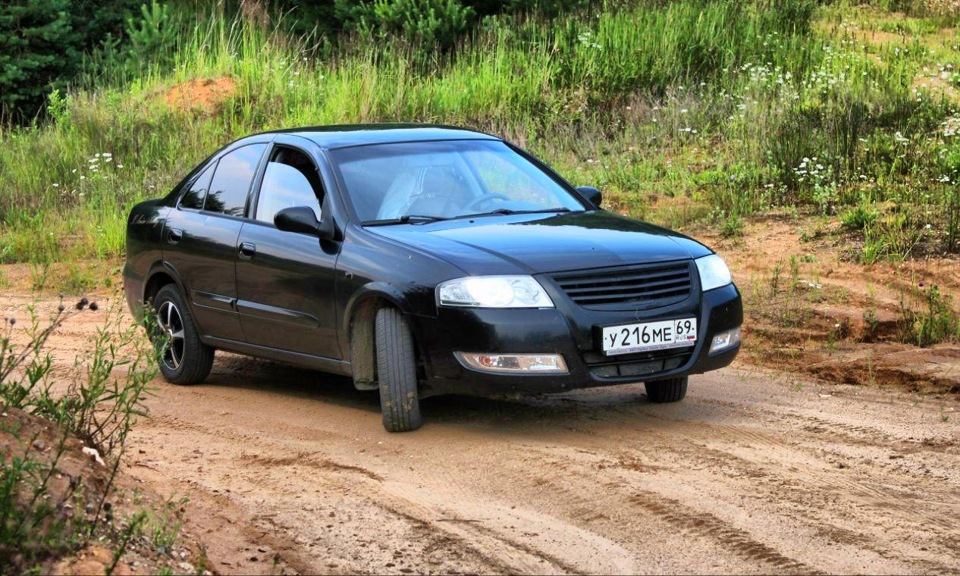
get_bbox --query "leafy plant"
[1,296,162,572]
[346,0,476,52]
[124,1,180,69]
[898,283,960,347]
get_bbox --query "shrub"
[337,0,475,50]
[0,0,81,123]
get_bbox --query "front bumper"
[412,282,742,398]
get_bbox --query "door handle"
[238,242,256,259]
[168,228,183,244]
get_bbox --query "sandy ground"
[124,358,960,575]
[3,289,958,575]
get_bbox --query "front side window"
[204,144,267,217]
[255,147,323,225]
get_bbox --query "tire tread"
[375,307,423,432]
[645,376,688,403]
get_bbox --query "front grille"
[551,261,693,310]
[583,348,692,379]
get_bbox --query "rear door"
[163,141,268,341]
[234,137,342,359]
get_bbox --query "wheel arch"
[345,283,418,391]
[143,262,186,305]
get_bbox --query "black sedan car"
[124,125,742,432]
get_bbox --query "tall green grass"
[0,0,958,264]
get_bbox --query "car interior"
[255,147,324,224]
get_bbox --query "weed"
[144,494,188,554]
[0,425,81,569]
[769,259,783,297]
[841,203,879,230]
[720,212,745,239]
[789,255,801,294]
[898,282,960,347]
[0,295,162,573]
[107,511,147,576]
[29,263,50,293]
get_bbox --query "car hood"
[367,210,712,276]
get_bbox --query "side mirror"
[577,186,602,208]
[275,206,329,239]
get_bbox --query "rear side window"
[179,165,213,210]
[205,144,267,217]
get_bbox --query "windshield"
[329,140,586,223]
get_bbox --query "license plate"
[601,318,697,356]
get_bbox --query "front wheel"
[375,307,423,432]
[645,376,688,403]
[152,284,214,385]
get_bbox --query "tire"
[375,307,423,432]
[645,376,688,403]
[151,284,214,385]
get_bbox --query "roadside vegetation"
[0,1,958,316]
[0,296,201,573]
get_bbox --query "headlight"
[437,276,554,308]
[695,254,732,292]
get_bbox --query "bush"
[0,0,81,123]
[338,0,476,51]
[0,296,159,572]
[0,0,143,123]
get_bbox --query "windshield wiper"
[461,207,575,218]
[363,214,448,226]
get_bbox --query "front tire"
[152,284,214,385]
[645,376,688,403]
[375,307,423,432]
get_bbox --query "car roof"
[262,124,501,150]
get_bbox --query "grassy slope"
[0,0,958,273]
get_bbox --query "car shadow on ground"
[197,353,700,435]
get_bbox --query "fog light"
[455,352,568,374]
[709,326,741,354]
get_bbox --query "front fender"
[341,281,418,338]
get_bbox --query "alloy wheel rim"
[156,301,186,371]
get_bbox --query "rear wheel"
[375,307,423,432]
[645,376,688,403]
[152,284,214,385]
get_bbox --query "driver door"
[235,138,341,359]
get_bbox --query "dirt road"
[6,291,960,574]
[121,356,959,575]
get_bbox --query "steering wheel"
[464,193,511,211]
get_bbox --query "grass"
[0,0,958,334]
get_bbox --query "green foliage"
[0,0,143,122]
[0,0,80,122]
[841,203,879,230]
[0,297,161,572]
[340,0,475,50]
[125,1,180,68]
[899,283,960,347]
